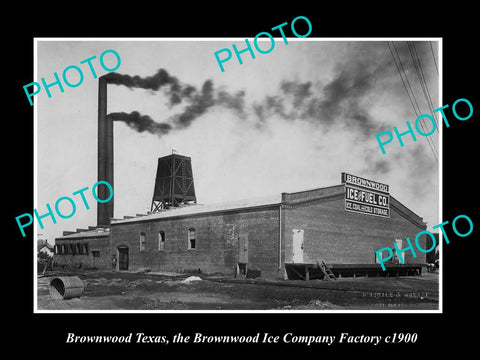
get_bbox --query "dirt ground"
[37,269,439,311]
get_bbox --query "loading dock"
[285,263,422,281]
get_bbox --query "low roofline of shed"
[55,228,110,241]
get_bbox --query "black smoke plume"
[252,60,384,138]
[103,69,189,107]
[107,111,172,135]
[170,80,215,129]
[105,69,246,136]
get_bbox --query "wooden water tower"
[150,153,197,211]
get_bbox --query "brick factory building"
[54,228,110,270]
[55,179,426,278]
[108,181,426,279]
[53,148,427,279]
[54,174,427,279]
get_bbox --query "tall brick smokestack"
[97,76,114,226]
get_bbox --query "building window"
[56,244,62,254]
[188,228,196,250]
[70,244,76,255]
[84,243,89,255]
[140,232,146,252]
[77,243,83,255]
[92,251,100,258]
[159,231,166,251]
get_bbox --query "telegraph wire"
[407,42,440,158]
[396,41,439,159]
[389,42,426,133]
[429,41,439,75]
[387,42,419,118]
[407,41,439,133]
[387,41,438,160]
[391,42,423,115]
[414,42,438,116]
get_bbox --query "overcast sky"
[35,39,440,243]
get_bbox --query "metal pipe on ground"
[49,276,85,300]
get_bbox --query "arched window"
[188,228,196,250]
[139,232,146,252]
[159,231,166,251]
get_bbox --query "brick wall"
[108,189,427,278]
[284,194,426,265]
[110,207,282,278]
[54,235,111,269]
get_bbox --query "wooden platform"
[285,263,423,281]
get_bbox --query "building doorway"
[292,229,304,263]
[237,234,249,276]
[117,246,129,271]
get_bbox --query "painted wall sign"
[341,172,390,218]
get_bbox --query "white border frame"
[33,37,443,314]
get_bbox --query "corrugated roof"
[56,228,110,240]
[111,193,283,225]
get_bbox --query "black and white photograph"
[33,38,441,312]
[7,6,478,355]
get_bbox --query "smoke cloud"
[105,42,435,164]
[169,80,215,129]
[103,69,189,107]
[105,69,247,136]
[105,62,384,140]
[106,111,172,135]
[252,60,385,138]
